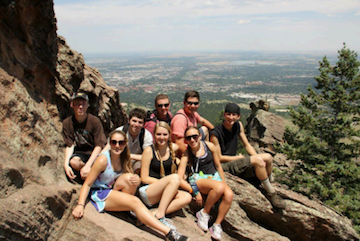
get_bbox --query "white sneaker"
[196,208,210,231]
[209,223,222,240]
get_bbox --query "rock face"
[0,1,358,241]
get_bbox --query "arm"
[207,141,226,182]
[178,151,192,192]
[174,136,187,154]
[72,154,107,220]
[140,146,159,184]
[238,122,257,156]
[199,116,214,130]
[210,135,246,163]
[80,145,103,179]
[64,145,76,179]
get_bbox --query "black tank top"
[189,141,217,175]
[149,146,173,179]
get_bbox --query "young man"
[171,90,214,154]
[210,103,285,208]
[144,93,173,137]
[103,108,153,174]
[63,92,107,180]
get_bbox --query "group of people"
[63,90,285,241]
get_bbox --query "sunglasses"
[186,101,199,106]
[157,103,170,108]
[110,140,126,146]
[185,134,200,141]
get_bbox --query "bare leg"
[196,179,225,214]
[145,174,180,218]
[250,155,268,181]
[104,191,171,235]
[214,185,233,224]
[164,190,192,215]
[69,156,85,171]
[113,173,139,195]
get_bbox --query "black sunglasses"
[186,101,199,106]
[157,103,170,108]
[185,134,200,141]
[110,140,126,146]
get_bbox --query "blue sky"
[54,0,360,54]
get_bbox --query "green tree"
[280,44,360,233]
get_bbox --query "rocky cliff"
[0,1,358,241]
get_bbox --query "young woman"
[72,129,188,241]
[140,122,192,229]
[178,126,233,241]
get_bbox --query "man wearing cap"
[62,92,106,180]
[210,103,285,208]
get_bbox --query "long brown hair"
[184,126,201,167]
[154,121,177,176]
[109,129,132,173]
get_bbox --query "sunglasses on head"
[110,140,126,146]
[157,103,170,108]
[186,101,199,106]
[185,134,200,141]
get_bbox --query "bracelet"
[77,203,85,207]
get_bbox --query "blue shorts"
[89,188,112,212]
[138,185,155,207]
[189,171,222,184]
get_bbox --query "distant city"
[84,51,337,121]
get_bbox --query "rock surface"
[0,1,358,241]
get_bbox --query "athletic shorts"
[221,156,255,179]
[138,185,156,207]
[89,188,112,212]
[189,171,222,183]
[70,152,91,163]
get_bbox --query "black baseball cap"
[224,102,240,114]
[71,92,89,101]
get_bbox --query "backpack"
[122,123,145,152]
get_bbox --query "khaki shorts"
[221,156,255,179]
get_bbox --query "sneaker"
[209,223,222,240]
[166,229,189,241]
[266,192,286,209]
[159,217,177,230]
[196,208,210,231]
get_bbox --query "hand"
[129,174,140,186]
[72,205,84,220]
[80,165,91,180]
[195,193,203,206]
[64,165,76,179]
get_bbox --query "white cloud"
[237,20,251,24]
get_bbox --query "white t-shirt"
[116,125,153,154]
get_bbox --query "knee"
[69,157,83,170]
[252,157,266,169]
[223,187,234,203]
[264,153,273,164]
[130,196,144,209]
[168,173,181,186]
[213,182,226,196]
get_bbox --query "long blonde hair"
[153,121,177,177]
[108,130,132,173]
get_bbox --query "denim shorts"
[138,185,156,207]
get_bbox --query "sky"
[53,0,360,54]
